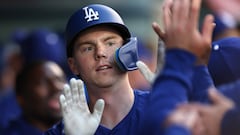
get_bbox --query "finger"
[208,87,234,106]
[92,99,105,121]
[176,103,195,110]
[208,87,223,104]
[184,110,199,128]
[190,0,201,29]
[152,22,165,40]
[175,0,190,26]
[177,102,210,114]
[136,61,155,83]
[201,14,215,45]
[63,84,73,107]
[194,105,211,116]
[70,78,80,104]
[162,0,173,30]
[59,94,69,114]
[77,79,90,112]
[172,0,184,25]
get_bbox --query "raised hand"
[165,105,205,135]
[178,87,235,135]
[59,78,105,135]
[137,0,215,84]
[162,0,215,59]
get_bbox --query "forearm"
[142,49,196,134]
[153,49,195,118]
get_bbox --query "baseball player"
[44,0,215,134]
[1,60,66,135]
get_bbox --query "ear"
[68,58,80,75]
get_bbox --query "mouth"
[96,65,112,71]
[47,94,61,111]
[48,98,60,111]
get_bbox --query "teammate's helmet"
[65,4,131,57]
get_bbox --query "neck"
[87,76,135,129]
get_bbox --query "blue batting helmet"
[65,4,131,57]
[21,28,66,67]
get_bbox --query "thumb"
[152,22,165,40]
[136,61,155,83]
[208,87,233,106]
[92,99,105,121]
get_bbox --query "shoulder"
[1,116,42,135]
[134,89,150,96]
[133,89,150,109]
[134,89,150,100]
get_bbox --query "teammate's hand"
[178,87,235,135]
[136,22,166,84]
[161,0,215,59]
[194,87,234,135]
[59,78,105,135]
[136,39,165,84]
[165,105,205,135]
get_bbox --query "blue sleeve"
[221,107,240,135]
[141,49,196,135]
[164,125,191,135]
[191,65,214,103]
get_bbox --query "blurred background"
[1,1,240,134]
[2,0,234,48]
[0,0,165,46]
[1,0,240,44]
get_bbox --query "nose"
[95,45,107,60]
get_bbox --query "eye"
[84,46,93,51]
[80,45,94,53]
[106,41,116,46]
[106,39,122,47]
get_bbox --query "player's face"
[68,26,125,88]
[24,62,66,124]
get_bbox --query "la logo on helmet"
[83,6,99,22]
